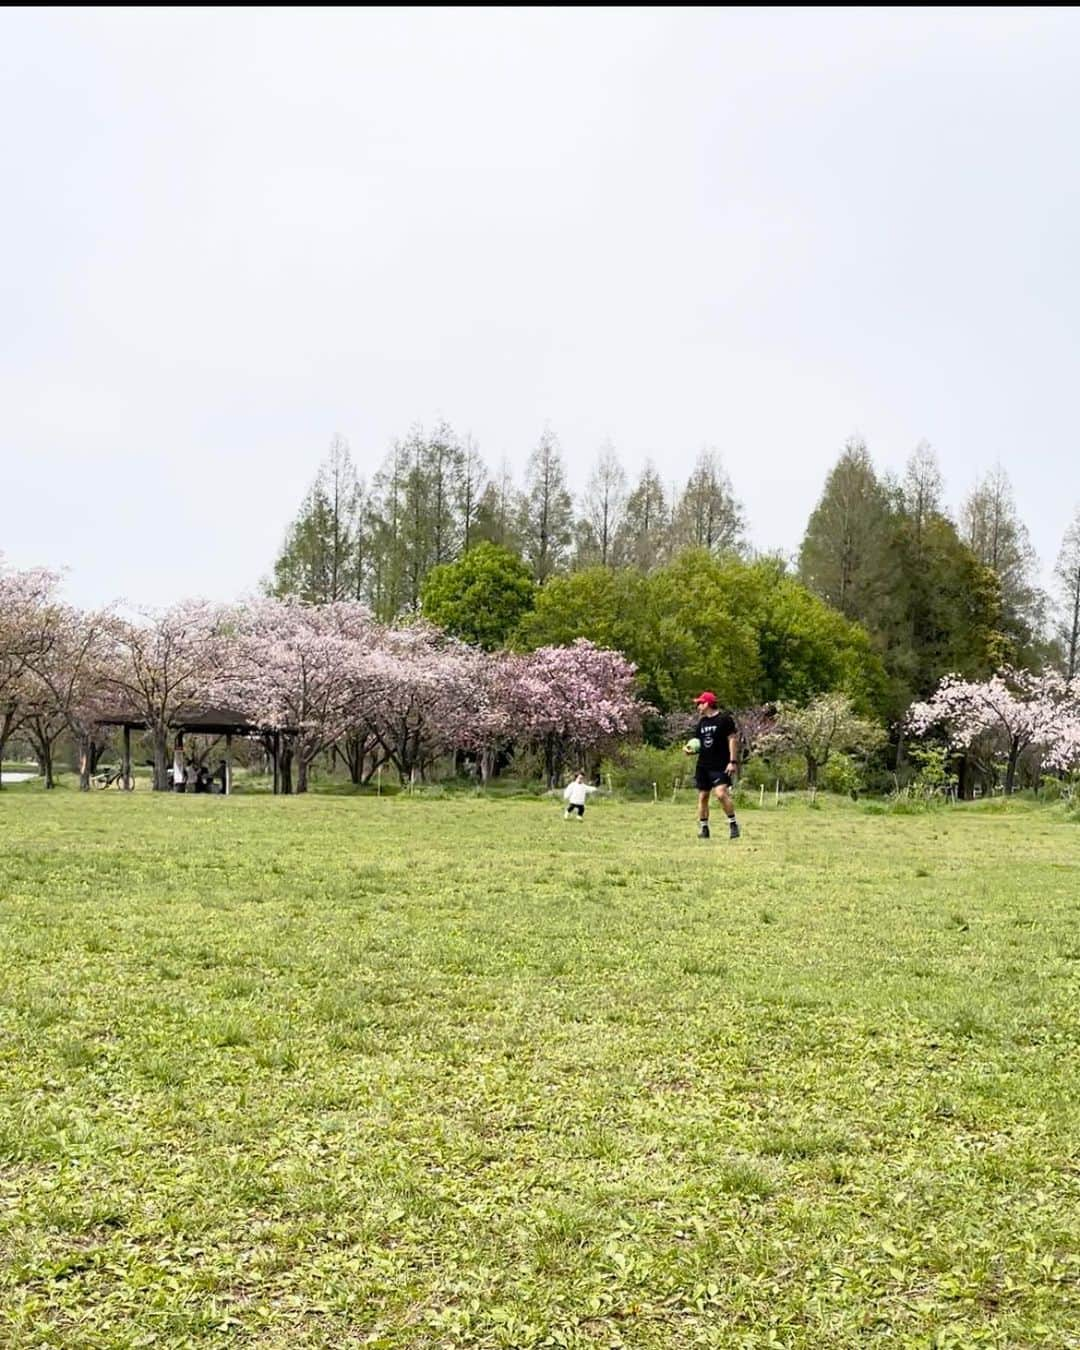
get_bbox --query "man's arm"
[727,730,739,775]
[683,718,701,755]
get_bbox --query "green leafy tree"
[516,549,887,719]
[516,552,761,713]
[744,555,887,714]
[421,543,536,650]
[514,567,649,658]
[641,552,760,711]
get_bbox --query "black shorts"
[695,767,733,791]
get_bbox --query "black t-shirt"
[696,711,737,770]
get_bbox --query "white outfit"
[563,781,597,806]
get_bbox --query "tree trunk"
[344,734,364,784]
[28,720,55,789]
[0,705,24,791]
[78,734,92,791]
[153,728,169,791]
[279,741,294,795]
[544,734,565,790]
[1004,737,1020,795]
[297,754,310,794]
[806,754,818,788]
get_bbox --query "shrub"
[907,745,956,799]
[1040,774,1077,803]
[738,753,806,792]
[820,753,862,797]
[601,745,685,796]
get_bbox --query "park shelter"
[96,707,291,793]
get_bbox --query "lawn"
[1,791,1080,1348]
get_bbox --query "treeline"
[271,426,1080,727]
[270,427,743,614]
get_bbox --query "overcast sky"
[2,7,1078,610]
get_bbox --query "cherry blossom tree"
[454,649,529,783]
[356,623,484,783]
[219,598,378,793]
[101,601,233,790]
[20,603,116,789]
[0,564,59,786]
[517,639,645,786]
[907,668,1080,793]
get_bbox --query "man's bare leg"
[715,784,740,837]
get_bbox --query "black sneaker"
[698,821,710,839]
[729,820,741,840]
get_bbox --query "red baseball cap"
[694,691,718,706]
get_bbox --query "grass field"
[2,791,1080,1348]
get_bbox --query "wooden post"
[759,784,765,808]
[225,732,232,796]
[123,724,132,791]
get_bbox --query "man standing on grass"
[685,691,740,840]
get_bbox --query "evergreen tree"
[366,437,411,621]
[456,436,488,554]
[901,440,945,539]
[671,450,745,556]
[574,442,627,568]
[365,422,470,618]
[474,458,522,554]
[615,461,670,570]
[270,436,364,604]
[518,428,573,582]
[799,437,896,626]
[1054,505,1080,680]
[960,464,1045,660]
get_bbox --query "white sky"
[1,7,1078,610]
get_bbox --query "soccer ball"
[685,737,701,753]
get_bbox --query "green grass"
[1,793,1080,1347]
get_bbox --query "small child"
[563,771,597,818]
